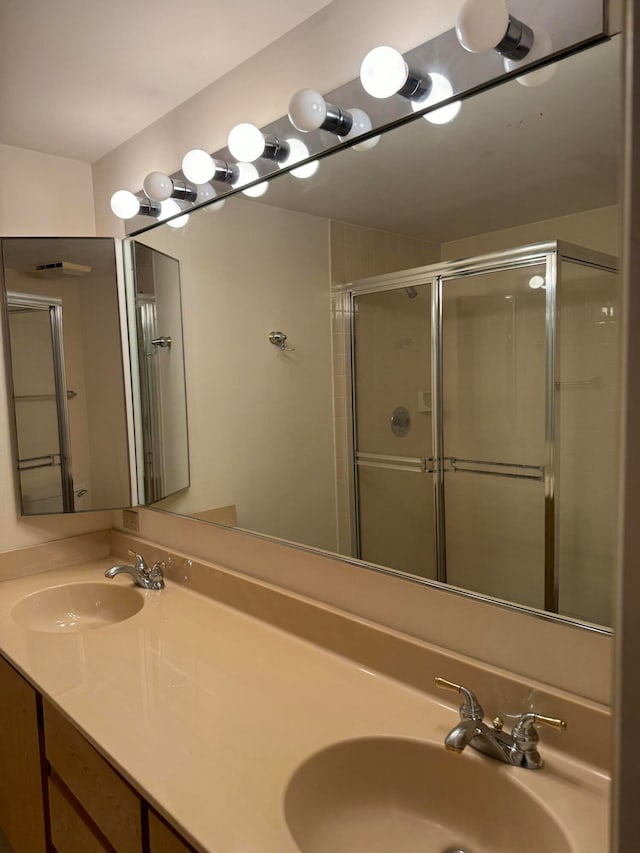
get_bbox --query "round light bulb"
[338,108,380,151]
[455,0,509,54]
[411,73,462,125]
[143,171,174,201]
[279,138,319,179]
[195,183,225,211]
[110,190,141,220]
[182,149,215,184]
[227,123,266,162]
[360,46,409,99]
[529,275,546,290]
[160,199,189,228]
[288,89,327,132]
[504,28,556,87]
[234,162,268,198]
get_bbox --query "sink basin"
[11,582,144,633]
[284,737,572,853]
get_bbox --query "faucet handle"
[512,712,567,741]
[127,550,149,572]
[435,676,485,721]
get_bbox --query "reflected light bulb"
[455,0,509,53]
[529,275,546,290]
[280,138,319,179]
[110,190,140,219]
[143,171,173,201]
[411,73,461,125]
[360,46,408,99]
[234,162,268,197]
[182,149,215,184]
[338,108,380,151]
[504,28,555,87]
[160,199,189,228]
[195,183,225,211]
[288,89,327,132]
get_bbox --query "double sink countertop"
[0,557,610,852]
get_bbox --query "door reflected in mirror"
[129,37,621,630]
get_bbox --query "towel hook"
[268,330,295,352]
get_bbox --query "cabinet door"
[43,699,142,853]
[0,655,47,853]
[149,810,197,853]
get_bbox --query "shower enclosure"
[347,242,619,625]
[6,292,74,513]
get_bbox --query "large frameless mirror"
[127,35,621,631]
[2,237,133,514]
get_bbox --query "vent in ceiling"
[32,261,92,278]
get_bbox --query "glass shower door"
[441,263,548,609]
[352,283,436,579]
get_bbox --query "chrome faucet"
[105,550,165,591]
[435,677,566,770]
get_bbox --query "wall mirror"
[128,35,620,631]
[1,237,133,514]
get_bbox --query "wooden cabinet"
[0,654,198,853]
[149,811,197,853]
[43,699,143,852]
[0,655,47,853]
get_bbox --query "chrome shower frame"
[345,240,618,614]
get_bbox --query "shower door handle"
[356,452,435,474]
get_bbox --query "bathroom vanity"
[0,536,610,853]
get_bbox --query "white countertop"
[0,560,610,852]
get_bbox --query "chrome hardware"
[435,677,566,770]
[151,335,172,348]
[445,457,544,482]
[268,330,295,351]
[105,549,165,591]
[390,405,411,437]
[355,452,434,474]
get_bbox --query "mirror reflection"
[2,238,132,513]
[130,38,620,629]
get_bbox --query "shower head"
[405,286,418,299]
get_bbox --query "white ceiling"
[0,0,335,163]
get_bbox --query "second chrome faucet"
[105,550,165,591]
[435,676,566,770]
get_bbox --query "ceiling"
[0,0,335,163]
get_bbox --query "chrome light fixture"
[360,46,460,125]
[143,171,198,203]
[456,0,555,87]
[110,190,161,220]
[181,149,240,186]
[288,88,353,135]
[227,123,291,164]
[455,0,533,59]
[288,89,379,152]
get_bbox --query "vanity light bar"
[110,0,565,224]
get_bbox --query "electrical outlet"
[122,509,139,531]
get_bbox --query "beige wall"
[137,197,338,552]
[0,145,95,238]
[0,148,113,550]
[441,204,621,260]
